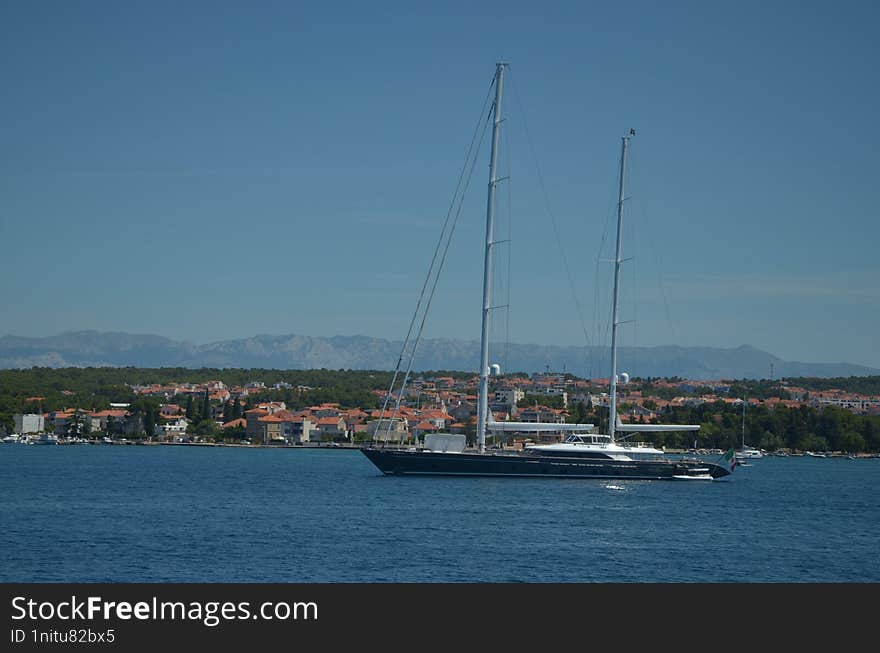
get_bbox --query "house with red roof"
[222,418,247,431]
[257,414,287,443]
[159,404,183,417]
[249,410,316,444]
[90,409,129,433]
[412,420,438,439]
[316,416,347,441]
[244,408,269,439]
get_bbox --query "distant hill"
[0,331,877,380]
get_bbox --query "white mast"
[609,131,632,443]
[477,62,507,454]
[608,129,700,442]
[604,132,698,440]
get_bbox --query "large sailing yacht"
[360,63,734,481]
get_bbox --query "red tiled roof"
[92,410,128,418]
[422,410,454,420]
[370,410,400,419]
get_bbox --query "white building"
[14,413,45,434]
[366,418,408,442]
[494,388,525,406]
[161,417,189,438]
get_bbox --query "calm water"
[0,445,878,582]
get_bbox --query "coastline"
[38,439,360,450]
[10,439,878,458]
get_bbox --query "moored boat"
[33,433,59,445]
[360,63,734,481]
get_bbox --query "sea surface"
[1,445,878,582]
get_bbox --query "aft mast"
[608,131,632,444]
[477,62,507,454]
[604,132,699,441]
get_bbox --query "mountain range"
[0,331,876,380]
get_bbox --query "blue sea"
[1,445,878,582]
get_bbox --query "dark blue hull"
[360,448,730,480]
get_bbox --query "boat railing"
[619,441,657,449]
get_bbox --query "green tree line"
[784,376,880,395]
[567,400,880,453]
[0,367,397,433]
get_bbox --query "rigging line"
[504,114,512,378]
[388,107,493,438]
[377,74,496,444]
[383,75,496,442]
[624,213,637,382]
[490,107,513,378]
[592,176,617,381]
[592,201,611,379]
[627,151,639,380]
[630,146,679,346]
[509,73,593,366]
[632,226,639,380]
[618,159,637,381]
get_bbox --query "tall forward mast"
[476,62,507,454]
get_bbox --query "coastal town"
[4,371,880,455]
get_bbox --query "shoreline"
[5,439,879,458]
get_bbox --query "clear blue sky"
[1,1,878,368]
